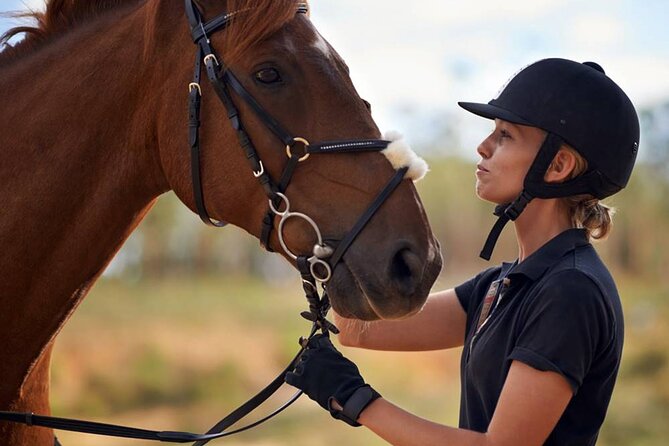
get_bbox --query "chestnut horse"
[0,0,442,444]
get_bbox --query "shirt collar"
[508,228,590,282]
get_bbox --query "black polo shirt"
[455,229,624,445]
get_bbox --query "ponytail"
[559,146,615,240]
[564,195,615,240]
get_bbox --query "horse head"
[156,0,443,320]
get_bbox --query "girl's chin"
[476,189,519,205]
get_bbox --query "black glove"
[285,334,380,426]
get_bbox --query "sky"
[2,0,668,157]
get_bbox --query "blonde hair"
[556,146,615,240]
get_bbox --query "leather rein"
[0,1,409,443]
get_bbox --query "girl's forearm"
[359,398,488,446]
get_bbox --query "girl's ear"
[544,148,577,183]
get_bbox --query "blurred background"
[2,0,669,445]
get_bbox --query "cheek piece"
[482,133,570,260]
[481,131,626,261]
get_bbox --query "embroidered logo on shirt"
[475,278,511,332]
[476,280,501,331]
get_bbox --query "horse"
[0,0,443,444]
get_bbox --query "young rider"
[286,58,639,446]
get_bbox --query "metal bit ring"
[268,192,290,217]
[271,192,332,282]
[309,258,332,283]
[277,211,324,260]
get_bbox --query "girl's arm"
[358,360,573,446]
[335,288,467,351]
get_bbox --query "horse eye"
[362,99,372,112]
[255,68,282,84]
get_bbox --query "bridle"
[0,1,412,443]
[185,1,408,282]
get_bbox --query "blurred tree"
[640,101,669,180]
[138,196,175,277]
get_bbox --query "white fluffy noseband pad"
[381,131,429,182]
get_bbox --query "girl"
[286,58,639,446]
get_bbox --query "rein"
[0,1,412,443]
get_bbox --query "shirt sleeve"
[508,269,612,394]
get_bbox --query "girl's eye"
[255,68,282,84]
[499,129,511,139]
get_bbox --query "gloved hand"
[285,334,380,426]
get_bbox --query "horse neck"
[0,1,177,433]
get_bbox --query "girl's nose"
[477,136,492,159]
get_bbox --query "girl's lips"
[476,164,489,173]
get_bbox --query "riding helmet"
[458,58,640,259]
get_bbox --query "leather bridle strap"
[186,1,291,229]
[189,44,227,227]
[329,166,408,268]
[188,0,408,274]
[188,4,308,44]
[307,139,392,154]
[0,326,318,444]
[222,71,294,146]
[185,0,395,255]
[479,133,563,260]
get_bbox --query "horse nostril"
[389,246,422,296]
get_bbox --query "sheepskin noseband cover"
[381,131,429,182]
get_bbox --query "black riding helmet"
[458,58,640,260]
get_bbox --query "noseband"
[0,2,413,443]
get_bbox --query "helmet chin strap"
[479,131,617,260]
[479,133,563,260]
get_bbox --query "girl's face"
[475,119,546,204]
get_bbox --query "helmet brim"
[458,102,534,127]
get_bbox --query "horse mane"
[0,0,307,66]
[0,0,140,65]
